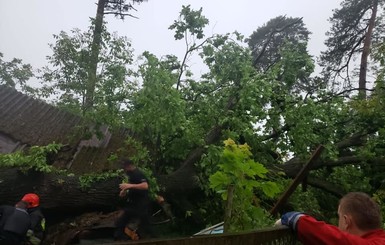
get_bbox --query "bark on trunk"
[0,168,121,208]
[0,128,368,208]
[84,0,106,112]
[224,185,234,233]
[158,126,222,193]
[0,157,359,211]
[358,0,378,100]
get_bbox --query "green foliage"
[320,0,385,88]
[39,23,135,127]
[199,145,223,194]
[373,189,385,228]
[169,5,209,40]
[209,139,280,232]
[272,41,314,90]
[115,136,160,199]
[246,15,311,72]
[4,4,385,235]
[328,166,371,192]
[373,41,385,83]
[104,0,147,20]
[79,136,159,197]
[79,170,122,189]
[0,143,62,173]
[123,51,193,170]
[288,185,322,215]
[0,52,35,94]
[121,137,151,164]
[289,186,341,225]
[258,41,347,159]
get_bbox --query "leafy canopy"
[210,139,280,232]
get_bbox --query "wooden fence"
[110,226,297,245]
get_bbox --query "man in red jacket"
[277,192,385,244]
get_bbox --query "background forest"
[1,0,385,240]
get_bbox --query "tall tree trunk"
[84,0,106,113]
[224,185,234,233]
[358,0,378,100]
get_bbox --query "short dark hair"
[339,192,382,230]
[120,158,134,168]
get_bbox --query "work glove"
[276,211,304,231]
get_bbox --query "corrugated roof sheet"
[0,85,82,146]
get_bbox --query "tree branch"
[252,17,303,67]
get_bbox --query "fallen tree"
[0,123,382,245]
[0,128,376,209]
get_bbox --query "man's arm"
[29,212,43,229]
[119,181,148,191]
[285,214,377,245]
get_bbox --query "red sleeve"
[296,215,378,245]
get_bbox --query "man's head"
[120,158,136,172]
[338,192,382,234]
[21,193,40,208]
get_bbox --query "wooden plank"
[110,226,295,245]
[270,145,325,216]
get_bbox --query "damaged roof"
[0,85,134,173]
[0,85,83,149]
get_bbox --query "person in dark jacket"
[0,201,31,245]
[21,193,46,245]
[114,158,151,241]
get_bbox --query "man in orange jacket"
[276,192,385,244]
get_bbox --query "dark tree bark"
[0,154,367,212]
[358,0,378,99]
[224,185,234,233]
[0,128,369,209]
[84,0,146,112]
[320,0,383,93]
[158,125,223,192]
[84,0,105,112]
[0,168,121,209]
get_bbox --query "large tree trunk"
[0,168,121,209]
[0,127,373,245]
[358,0,378,99]
[0,127,370,209]
[0,141,367,210]
[84,0,106,112]
[0,123,371,209]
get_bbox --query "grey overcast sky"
[0,0,342,76]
